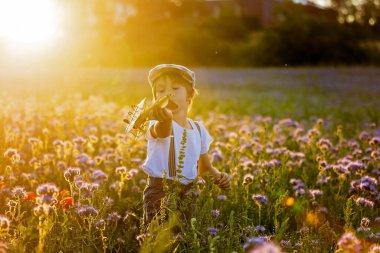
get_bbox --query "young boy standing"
[141,64,231,230]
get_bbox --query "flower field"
[0,67,380,252]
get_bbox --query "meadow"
[0,67,379,252]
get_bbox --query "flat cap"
[148,64,195,88]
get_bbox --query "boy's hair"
[151,71,199,113]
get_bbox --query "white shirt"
[142,118,213,184]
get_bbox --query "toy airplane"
[124,94,178,137]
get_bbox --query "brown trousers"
[142,176,198,231]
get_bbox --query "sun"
[0,0,60,46]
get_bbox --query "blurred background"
[1,0,380,67]
[0,0,379,127]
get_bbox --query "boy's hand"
[149,105,173,122]
[214,172,231,190]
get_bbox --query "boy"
[141,64,231,230]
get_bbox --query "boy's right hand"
[149,105,173,122]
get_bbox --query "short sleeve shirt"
[141,118,213,184]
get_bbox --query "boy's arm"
[198,153,231,189]
[148,106,173,138]
[149,120,172,138]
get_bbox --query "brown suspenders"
[168,120,201,178]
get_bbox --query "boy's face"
[154,75,189,114]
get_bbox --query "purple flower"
[337,232,362,252]
[207,227,219,236]
[95,219,105,230]
[252,194,268,205]
[356,197,374,207]
[64,167,81,182]
[106,212,121,223]
[77,205,98,218]
[217,195,227,201]
[254,225,266,232]
[211,209,220,218]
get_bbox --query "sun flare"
[0,0,60,46]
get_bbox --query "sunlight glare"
[0,0,60,47]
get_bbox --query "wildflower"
[123,211,137,223]
[136,232,150,244]
[243,236,267,250]
[369,136,380,147]
[4,148,17,159]
[36,183,59,196]
[217,195,227,201]
[106,212,121,223]
[280,240,291,247]
[91,169,108,183]
[103,196,114,206]
[24,192,37,203]
[316,138,333,153]
[361,217,370,227]
[36,195,58,205]
[358,131,370,141]
[243,174,254,185]
[33,204,53,216]
[211,209,220,218]
[337,232,362,252]
[11,186,27,199]
[77,205,98,218]
[374,217,380,224]
[115,166,127,175]
[368,244,380,253]
[252,194,268,206]
[356,197,374,207]
[207,227,219,236]
[95,219,106,230]
[254,225,266,232]
[371,150,380,161]
[64,167,81,182]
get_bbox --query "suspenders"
[168,120,201,178]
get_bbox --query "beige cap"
[148,64,195,88]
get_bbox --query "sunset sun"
[0,0,60,46]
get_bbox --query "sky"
[294,0,332,7]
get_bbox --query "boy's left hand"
[214,172,231,190]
